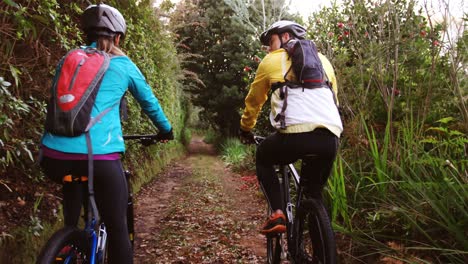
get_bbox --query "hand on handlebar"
[155,128,174,143]
[124,129,174,146]
[239,129,255,145]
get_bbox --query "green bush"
[201,128,219,145]
[220,137,256,173]
[0,1,189,262]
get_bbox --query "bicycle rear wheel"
[266,233,282,264]
[296,199,337,264]
[36,226,90,264]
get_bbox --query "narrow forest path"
[133,136,267,263]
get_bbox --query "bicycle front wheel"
[36,226,90,264]
[297,199,337,264]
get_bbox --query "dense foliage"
[309,0,466,126]
[0,0,187,180]
[170,0,260,136]
[0,0,188,262]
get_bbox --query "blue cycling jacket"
[41,48,172,155]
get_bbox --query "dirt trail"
[133,136,266,263]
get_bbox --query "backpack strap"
[83,99,119,224]
[84,106,116,131]
[83,104,117,224]
[273,84,288,129]
[85,132,99,223]
[321,66,339,107]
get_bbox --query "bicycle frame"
[256,135,336,263]
[72,170,135,264]
[85,136,150,263]
[67,177,109,264]
[255,136,302,262]
[284,162,337,263]
[38,134,158,264]
[279,163,304,261]
[54,175,107,264]
[282,163,300,226]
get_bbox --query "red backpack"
[45,48,110,137]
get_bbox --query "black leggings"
[256,129,339,211]
[40,157,132,264]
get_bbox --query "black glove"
[239,129,255,144]
[156,128,174,142]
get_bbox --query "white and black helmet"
[260,20,307,46]
[81,4,126,39]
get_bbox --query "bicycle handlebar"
[123,134,165,146]
[123,134,158,140]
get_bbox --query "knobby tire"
[36,226,90,264]
[297,199,337,264]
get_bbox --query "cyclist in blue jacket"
[40,4,173,264]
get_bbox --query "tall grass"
[339,116,468,262]
[327,155,351,228]
[362,116,391,196]
[389,118,468,261]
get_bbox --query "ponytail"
[96,36,125,56]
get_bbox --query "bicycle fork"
[280,165,297,261]
[281,166,294,229]
[96,223,107,262]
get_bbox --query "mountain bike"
[254,136,337,264]
[36,134,161,264]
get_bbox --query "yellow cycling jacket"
[240,48,343,137]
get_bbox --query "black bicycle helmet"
[81,4,126,39]
[260,20,307,46]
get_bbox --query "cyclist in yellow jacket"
[239,20,343,234]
